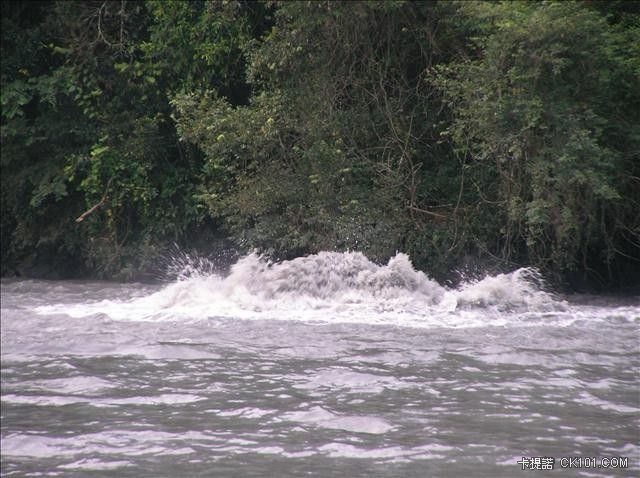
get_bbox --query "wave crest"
[36,251,562,327]
[225,252,445,302]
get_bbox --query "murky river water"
[1,253,639,477]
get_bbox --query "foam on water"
[33,251,635,329]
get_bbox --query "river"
[1,252,638,477]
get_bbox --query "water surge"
[35,251,596,329]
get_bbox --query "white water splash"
[32,251,587,329]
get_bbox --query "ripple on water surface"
[1,258,639,478]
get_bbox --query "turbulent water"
[1,252,639,477]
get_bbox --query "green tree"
[2,0,637,289]
[2,0,266,278]
[173,1,467,266]
[437,1,640,286]
[1,1,94,277]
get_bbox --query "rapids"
[1,252,639,477]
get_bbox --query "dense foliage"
[2,0,638,289]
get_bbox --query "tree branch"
[75,178,113,223]
[406,205,447,219]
